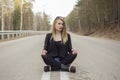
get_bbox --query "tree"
[66,0,120,36]
[13,0,34,30]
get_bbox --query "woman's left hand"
[71,48,78,54]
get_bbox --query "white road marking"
[60,72,70,80]
[41,72,51,80]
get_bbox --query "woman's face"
[55,19,64,32]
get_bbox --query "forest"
[0,0,120,40]
[0,0,50,31]
[66,0,120,40]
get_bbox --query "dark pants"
[41,53,77,69]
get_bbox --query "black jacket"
[43,33,72,58]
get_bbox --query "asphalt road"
[0,33,120,80]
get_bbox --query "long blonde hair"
[51,16,68,44]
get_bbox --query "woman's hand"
[71,48,78,54]
[41,50,47,55]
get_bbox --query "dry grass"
[76,29,120,41]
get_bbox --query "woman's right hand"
[71,48,78,54]
[41,50,47,55]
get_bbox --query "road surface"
[0,33,120,80]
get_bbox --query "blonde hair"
[51,16,68,44]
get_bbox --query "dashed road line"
[51,72,60,80]
[41,71,70,80]
[60,72,70,80]
[41,72,51,80]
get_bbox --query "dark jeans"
[41,53,77,69]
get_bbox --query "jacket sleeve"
[43,33,51,50]
[67,33,72,52]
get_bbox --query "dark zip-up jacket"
[43,33,72,58]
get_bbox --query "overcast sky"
[32,0,77,23]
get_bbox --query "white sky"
[32,0,77,23]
